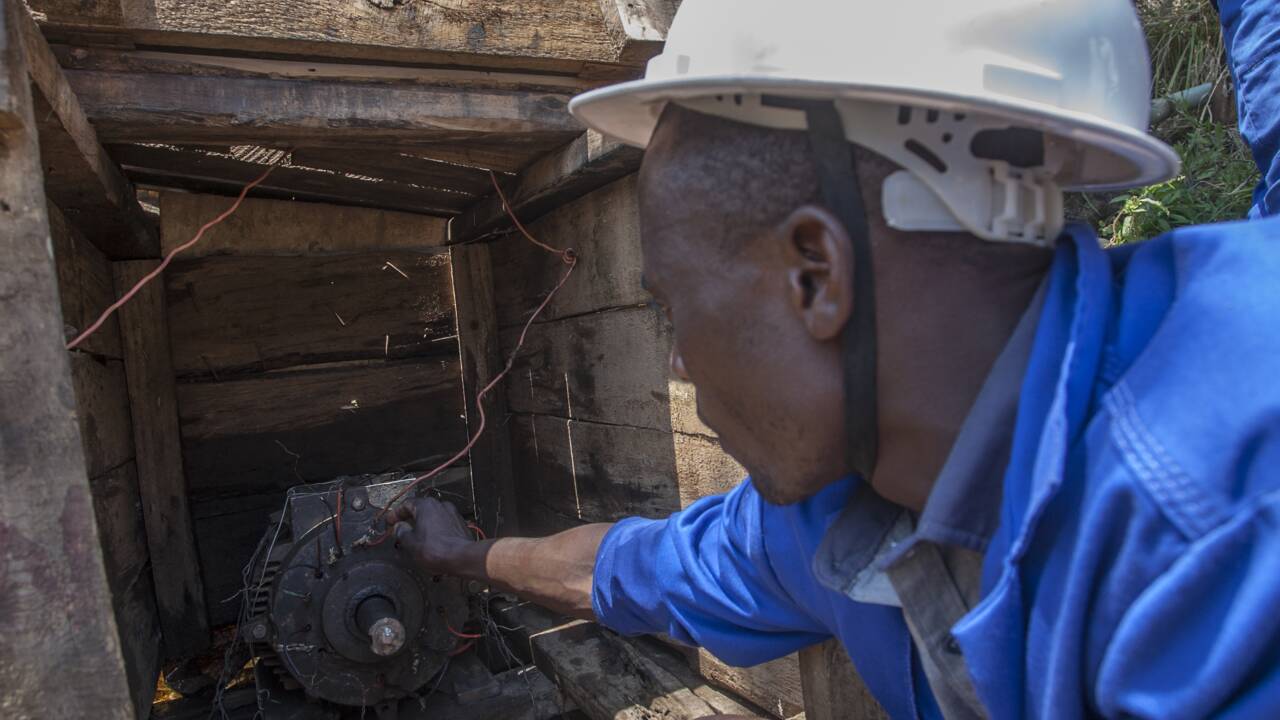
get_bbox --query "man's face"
[637,117,850,505]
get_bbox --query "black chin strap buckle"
[761,96,879,480]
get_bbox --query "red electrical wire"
[446,621,483,640]
[466,522,486,540]
[65,164,279,351]
[374,171,577,530]
[449,640,475,656]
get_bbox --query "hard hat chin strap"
[763,97,879,480]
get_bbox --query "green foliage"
[1083,0,1260,244]
[1137,0,1228,97]
[1101,113,1259,245]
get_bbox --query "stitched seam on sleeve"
[1105,381,1229,539]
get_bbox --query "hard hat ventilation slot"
[925,109,940,123]
[970,128,1045,168]
[904,139,947,174]
[897,106,912,125]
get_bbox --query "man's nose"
[670,345,690,381]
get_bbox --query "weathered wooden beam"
[29,0,648,79]
[0,0,135,714]
[13,2,158,258]
[113,143,471,217]
[450,243,520,536]
[52,46,603,95]
[492,600,763,720]
[596,0,676,66]
[158,192,450,258]
[115,259,212,658]
[799,640,889,720]
[449,130,642,244]
[69,68,582,154]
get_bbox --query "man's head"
[639,104,1052,506]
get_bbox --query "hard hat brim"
[569,76,1181,192]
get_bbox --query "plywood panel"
[166,251,455,378]
[177,357,467,498]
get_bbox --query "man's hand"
[392,497,475,575]
[389,496,611,620]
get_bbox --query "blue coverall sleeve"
[591,480,831,667]
[1093,492,1280,718]
[1217,0,1280,217]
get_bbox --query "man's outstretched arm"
[393,479,834,669]
[393,497,610,620]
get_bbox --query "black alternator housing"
[243,475,467,717]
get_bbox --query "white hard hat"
[569,0,1182,245]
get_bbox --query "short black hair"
[643,103,903,256]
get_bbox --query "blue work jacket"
[595,2,1280,717]
[593,217,1280,719]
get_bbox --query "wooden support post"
[799,640,889,720]
[115,259,211,658]
[595,0,677,66]
[449,243,519,536]
[0,0,134,715]
[12,1,158,258]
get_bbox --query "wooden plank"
[503,306,671,432]
[450,131,642,243]
[595,0,676,66]
[52,46,604,95]
[49,199,123,358]
[114,143,473,216]
[291,147,501,197]
[0,0,134,712]
[159,192,448,258]
[799,640,890,720]
[694,653,805,719]
[491,174,646,327]
[68,69,583,150]
[116,259,211,658]
[450,242,519,536]
[69,352,136,478]
[13,1,158,258]
[176,358,468,499]
[164,251,456,377]
[190,492,281,626]
[30,0,645,73]
[90,461,164,719]
[509,414,682,532]
[493,600,762,720]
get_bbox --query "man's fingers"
[394,520,416,547]
[394,500,417,523]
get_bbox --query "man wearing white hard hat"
[395,0,1280,717]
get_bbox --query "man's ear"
[778,205,854,341]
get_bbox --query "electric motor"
[242,475,467,718]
